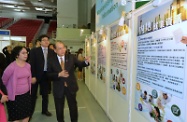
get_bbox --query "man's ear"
[54,49,57,53]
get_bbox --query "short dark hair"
[78,48,83,54]
[144,91,147,95]
[35,39,40,44]
[49,43,55,47]
[38,34,49,42]
[12,46,27,60]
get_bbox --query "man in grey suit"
[47,41,89,122]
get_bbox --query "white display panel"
[90,38,97,75]
[97,31,107,83]
[110,23,129,99]
[135,0,187,122]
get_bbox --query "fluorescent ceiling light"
[3,4,29,9]
[35,7,52,11]
[0,1,25,5]
[3,5,15,8]
[14,9,25,12]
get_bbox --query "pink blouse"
[2,61,32,101]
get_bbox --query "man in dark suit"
[47,41,89,122]
[30,34,53,117]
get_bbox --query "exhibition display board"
[86,0,187,122]
[97,31,107,82]
[85,38,91,88]
[109,21,129,99]
[134,0,187,122]
[90,37,97,75]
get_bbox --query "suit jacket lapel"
[54,55,62,72]
[64,54,69,71]
[39,47,44,61]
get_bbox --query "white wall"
[57,0,78,28]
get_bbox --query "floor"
[30,80,111,122]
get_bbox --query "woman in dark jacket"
[2,46,13,66]
[0,53,6,75]
[0,52,8,103]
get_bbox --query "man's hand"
[58,70,69,77]
[181,36,187,44]
[32,77,37,84]
[1,95,8,103]
[85,56,91,63]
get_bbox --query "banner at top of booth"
[0,30,10,35]
[96,0,132,30]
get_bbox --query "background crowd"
[0,34,89,122]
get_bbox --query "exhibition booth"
[85,0,187,122]
[0,30,26,53]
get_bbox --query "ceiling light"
[35,7,52,11]
[80,29,84,36]
[38,0,42,2]
[3,5,15,8]
[14,9,21,11]
[14,9,25,12]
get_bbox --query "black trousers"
[54,87,78,122]
[31,72,51,116]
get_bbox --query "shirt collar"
[57,55,64,60]
[41,46,48,50]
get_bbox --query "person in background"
[0,53,6,75]
[35,40,41,48]
[2,46,32,122]
[47,41,90,122]
[28,42,33,50]
[66,49,71,54]
[2,45,12,66]
[27,42,34,62]
[30,35,54,117]
[0,52,8,118]
[49,43,55,50]
[77,48,84,80]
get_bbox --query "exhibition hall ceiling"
[0,0,57,14]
